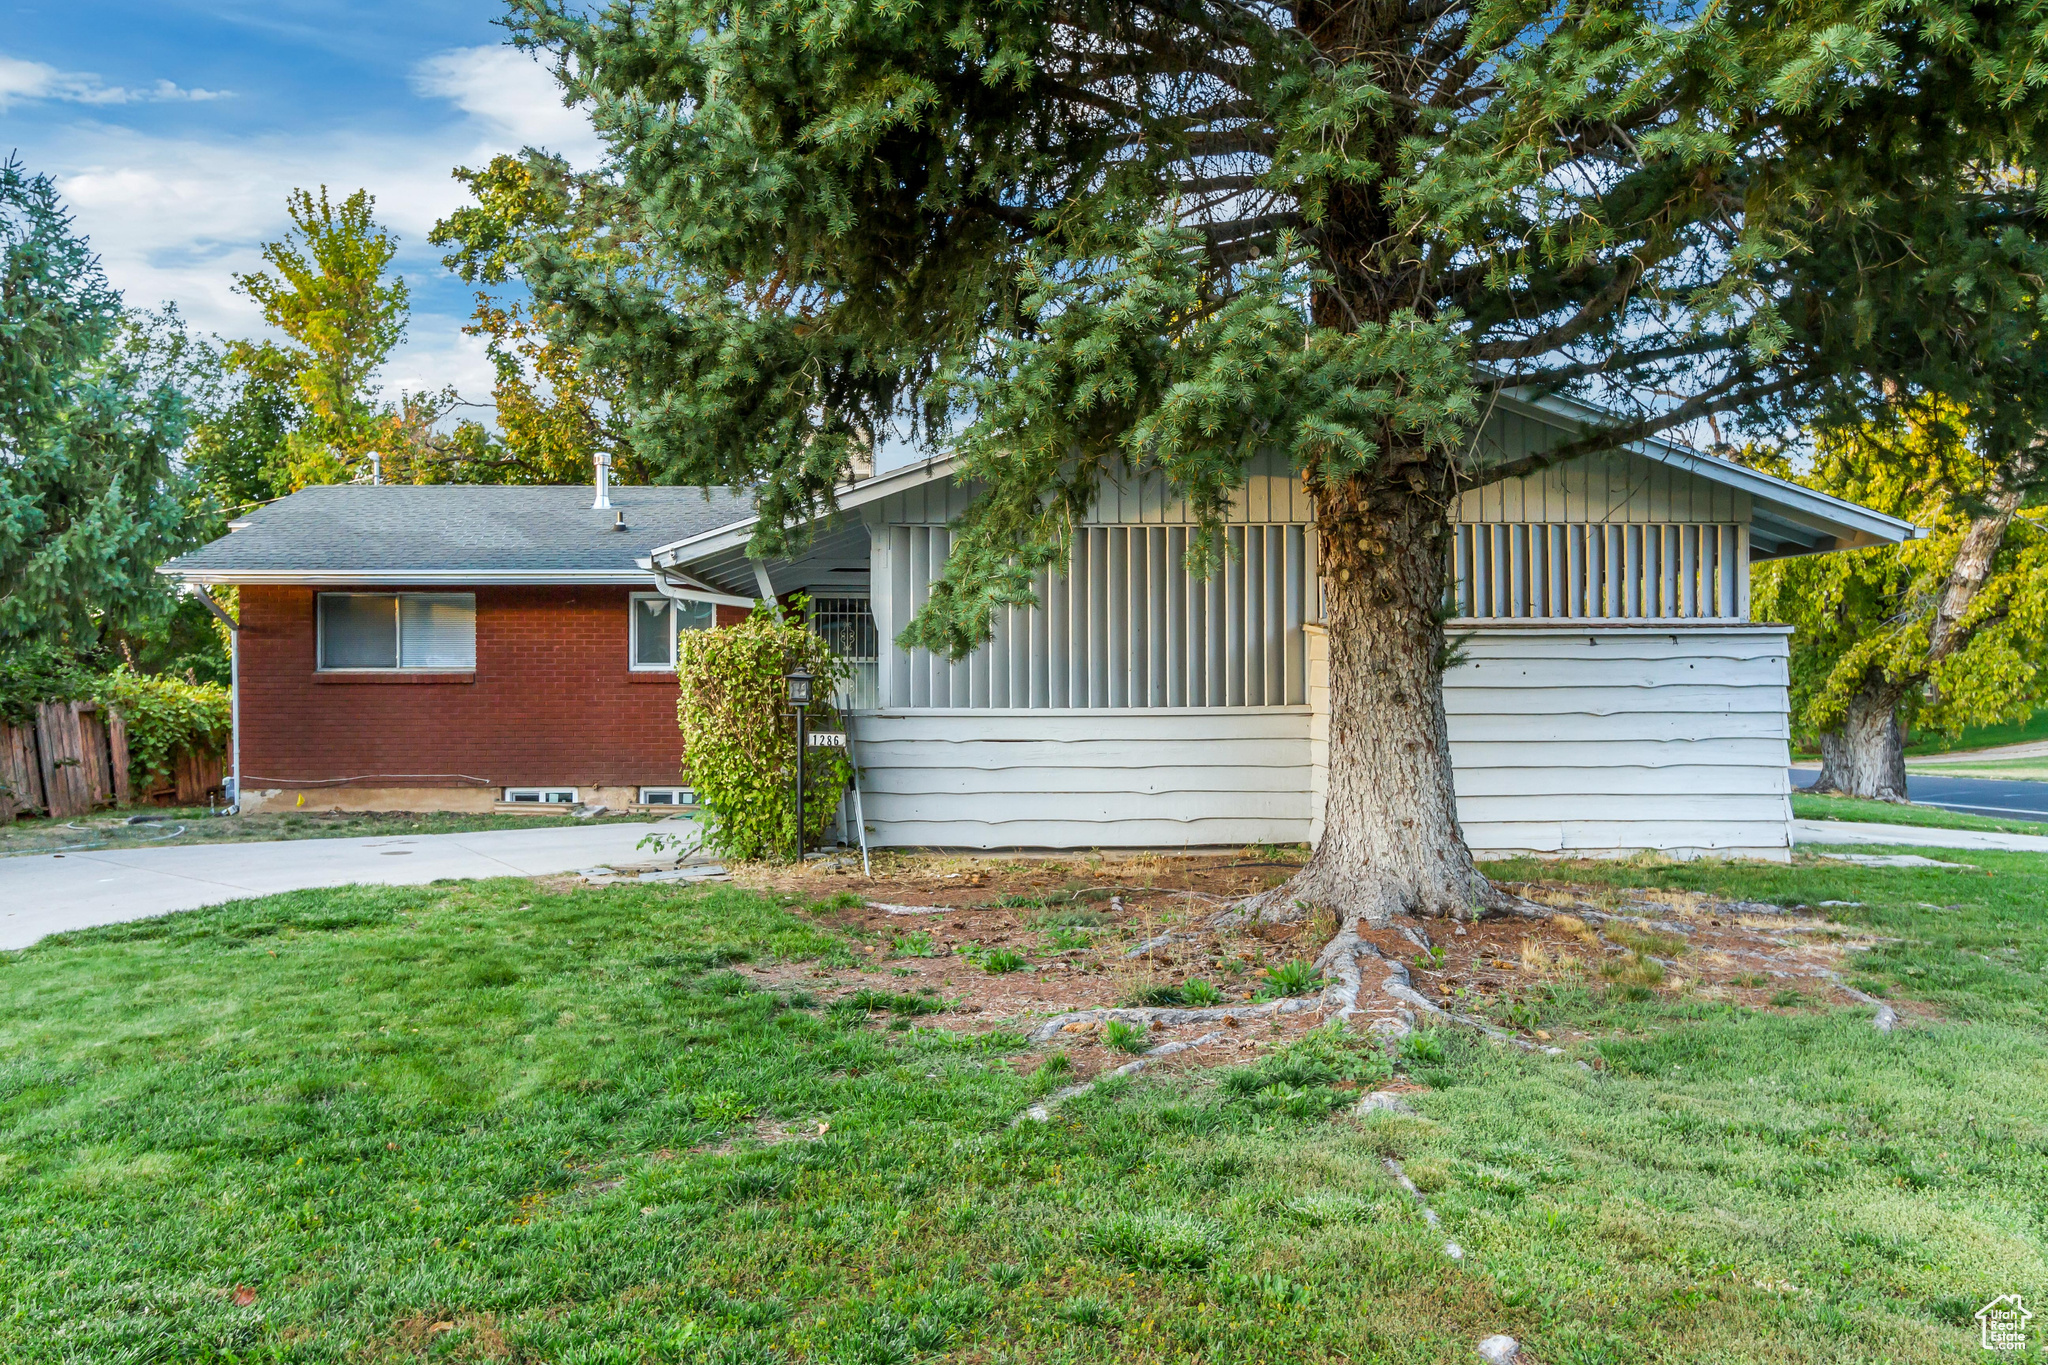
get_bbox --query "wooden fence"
[0,702,224,822]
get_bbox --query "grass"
[0,805,668,856]
[1904,756,2048,781]
[1,855,2045,1361]
[1792,791,2048,837]
[1904,705,2048,756]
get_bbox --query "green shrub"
[978,949,1027,974]
[676,603,851,862]
[0,650,230,794]
[94,666,231,789]
[1181,979,1226,1006]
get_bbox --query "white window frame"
[316,592,477,672]
[629,592,716,671]
[636,786,697,807]
[503,787,578,805]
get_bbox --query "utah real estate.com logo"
[1977,1294,2034,1352]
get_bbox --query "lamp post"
[786,665,813,862]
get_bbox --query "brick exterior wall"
[236,585,746,796]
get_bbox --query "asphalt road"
[1791,767,2048,821]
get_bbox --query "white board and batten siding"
[1308,625,1794,860]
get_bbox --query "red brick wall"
[236,586,746,791]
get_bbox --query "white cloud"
[31,45,601,412]
[0,52,228,110]
[412,45,605,167]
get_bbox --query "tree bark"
[1807,682,1910,802]
[1806,479,2021,804]
[1251,466,1500,926]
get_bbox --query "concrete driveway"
[0,820,694,951]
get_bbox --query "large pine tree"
[501,0,2048,923]
[0,158,196,649]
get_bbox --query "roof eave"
[156,566,662,587]
[646,454,960,568]
[1491,389,1922,550]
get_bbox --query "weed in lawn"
[890,930,939,957]
[1255,959,1322,999]
[1602,950,1667,987]
[1031,1053,1073,1091]
[1124,982,1188,1006]
[1041,925,1093,951]
[1091,1211,1227,1270]
[1030,907,1121,929]
[1401,1028,1447,1065]
[845,989,947,1016]
[1608,924,1689,958]
[1770,988,1810,1008]
[1054,1294,1113,1326]
[977,948,1028,974]
[1103,1019,1149,1053]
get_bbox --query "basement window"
[630,593,717,670]
[637,786,697,806]
[317,593,476,670]
[503,788,577,804]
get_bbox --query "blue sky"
[2,1,602,402]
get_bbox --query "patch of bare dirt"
[715,850,1918,1049]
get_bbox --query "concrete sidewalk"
[0,820,694,950]
[1793,818,2048,853]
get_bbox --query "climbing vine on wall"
[677,602,850,862]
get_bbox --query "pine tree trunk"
[1253,469,1499,926]
[1807,683,1910,802]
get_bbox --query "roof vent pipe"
[592,450,612,510]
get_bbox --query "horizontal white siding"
[1306,625,1792,858]
[849,709,1312,848]
[1443,627,1792,858]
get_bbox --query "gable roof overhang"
[1491,390,1922,557]
[650,403,1918,583]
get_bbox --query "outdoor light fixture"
[786,665,814,861]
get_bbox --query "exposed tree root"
[1025,999,1321,1045]
[1015,1031,1231,1124]
[1383,1156,1464,1261]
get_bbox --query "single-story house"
[161,484,756,814]
[163,391,1916,857]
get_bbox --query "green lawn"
[0,806,667,857]
[1904,757,2048,782]
[1905,706,2048,756]
[1,859,2043,1362]
[1792,791,2048,838]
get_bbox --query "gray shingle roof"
[161,484,755,579]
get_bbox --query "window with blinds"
[316,593,476,670]
[1449,523,1744,621]
[879,524,1308,709]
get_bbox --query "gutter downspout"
[187,586,241,815]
